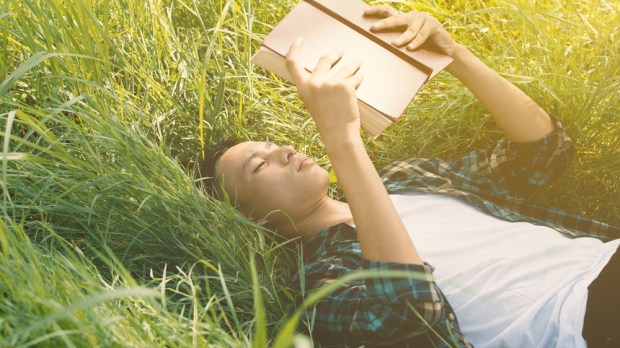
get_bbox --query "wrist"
[445,44,471,75]
[324,134,364,158]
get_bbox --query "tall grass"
[0,0,618,346]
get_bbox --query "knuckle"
[324,52,339,62]
[324,80,338,89]
[309,80,322,90]
[318,54,330,62]
[335,83,349,92]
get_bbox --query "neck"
[278,196,352,240]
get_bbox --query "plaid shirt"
[289,115,620,347]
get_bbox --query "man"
[199,5,620,347]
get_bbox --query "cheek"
[243,167,329,215]
[242,178,291,213]
[288,168,330,203]
[243,186,295,220]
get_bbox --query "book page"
[263,1,429,120]
[311,0,453,78]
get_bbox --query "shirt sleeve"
[294,250,447,346]
[381,114,575,198]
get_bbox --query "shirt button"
[448,313,456,320]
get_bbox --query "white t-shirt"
[389,192,620,348]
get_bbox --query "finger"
[285,37,308,83]
[363,5,398,18]
[312,48,344,77]
[407,23,434,51]
[393,16,425,47]
[407,18,437,51]
[348,71,365,90]
[330,59,362,81]
[369,13,409,32]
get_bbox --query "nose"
[272,145,296,165]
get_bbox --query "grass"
[0,0,618,346]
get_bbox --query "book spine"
[304,0,433,76]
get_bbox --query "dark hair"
[193,138,241,197]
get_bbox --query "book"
[250,0,453,138]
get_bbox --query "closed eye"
[253,160,266,173]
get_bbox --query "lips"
[296,155,310,172]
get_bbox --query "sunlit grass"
[0,0,618,346]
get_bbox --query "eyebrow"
[242,141,274,175]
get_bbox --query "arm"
[367,6,574,196]
[285,38,422,265]
[284,36,458,345]
[367,6,556,143]
[446,44,555,143]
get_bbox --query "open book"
[251,0,453,137]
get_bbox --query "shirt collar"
[301,223,357,261]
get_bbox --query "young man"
[202,5,620,347]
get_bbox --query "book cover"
[251,0,453,137]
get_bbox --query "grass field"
[1,0,618,346]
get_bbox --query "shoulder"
[380,156,452,193]
[288,223,362,293]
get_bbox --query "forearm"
[327,138,423,265]
[446,44,555,143]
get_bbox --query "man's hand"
[367,4,554,143]
[285,37,423,266]
[365,5,458,56]
[285,37,365,150]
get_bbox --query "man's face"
[216,141,330,226]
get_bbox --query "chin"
[317,169,331,187]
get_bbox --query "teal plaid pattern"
[380,115,619,239]
[293,224,470,347]
[289,115,619,347]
